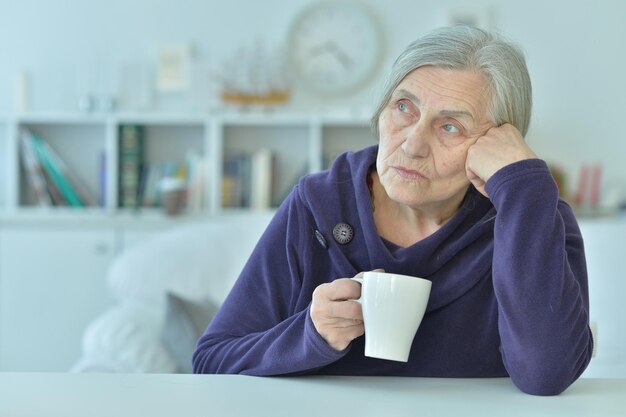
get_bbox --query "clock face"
[287,2,382,95]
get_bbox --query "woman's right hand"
[309,272,366,351]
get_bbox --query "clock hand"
[308,40,334,58]
[327,42,354,70]
[307,41,353,72]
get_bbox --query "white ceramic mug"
[352,271,432,362]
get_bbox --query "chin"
[386,187,427,207]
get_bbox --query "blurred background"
[1,0,626,202]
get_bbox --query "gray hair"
[371,25,532,137]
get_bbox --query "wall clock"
[287,1,382,96]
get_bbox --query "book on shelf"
[222,153,249,208]
[185,150,207,214]
[20,129,94,207]
[39,138,97,206]
[137,157,203,212]
[118,125,144,208]
[250,148,274,210]
[139,161,175,208]
[19,130,52,206]
[40,162,67,206]
[222,148,275,209]
[99,151,107,207]
[31,135,84,206]
[140,164,161,207]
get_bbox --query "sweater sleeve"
[192,187,347,375]
[485,159,593,396]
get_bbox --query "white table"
[0,373,624,417]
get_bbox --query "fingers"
[326,322,364,350]
[310,295,364,351]
[311,271,387,351]
[465,164,488,197]
[315,269,385,302]
[315,278,362,302]
[318,320,364,352]
[465,123,535,192]
[328,299,362,323]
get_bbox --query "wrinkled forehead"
[392,66,493,120]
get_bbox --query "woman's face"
[377,65,494,211]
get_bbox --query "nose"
[401,121,432,158]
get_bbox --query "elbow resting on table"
[510,340,594,396]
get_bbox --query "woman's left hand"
[465,123,537,197]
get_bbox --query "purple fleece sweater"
[193,145,592,395]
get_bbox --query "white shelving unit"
[0,110,375,371]
[0,111,375,219]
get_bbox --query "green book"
[31,134,84,207]
[19,131,53,206]
[118,125,144,208]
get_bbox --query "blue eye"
[443,124,460,133]
[398,102,407,112]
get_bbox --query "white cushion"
[107,214,272,308]
[76,302,177,373]
[74,214,273,373]
[161,292,219,373]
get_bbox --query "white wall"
[1,0,626,201]
[579,219,626,378]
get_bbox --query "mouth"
[393,166,429,180]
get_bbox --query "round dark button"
[333,222,354,245]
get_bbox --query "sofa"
[71,213,274,373]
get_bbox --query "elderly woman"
[193,26,593,396]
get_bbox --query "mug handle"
[350,277,363,304]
